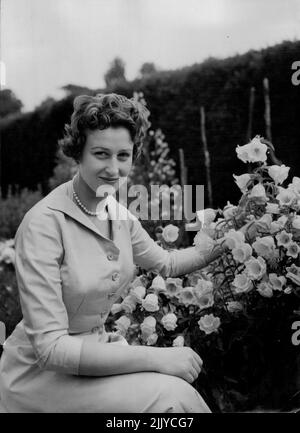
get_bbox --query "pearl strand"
[72,182,103,216]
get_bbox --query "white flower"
[286,242,300,258]
[193,288,214,310]
[257,281,273,298]
[121,295,138,313]
[226,301,243,313]
[146,333,158,346]
[115,316,131,335]
[232,243,252,263]
[255,214,273,232]
[198,314,221,335]
[249,183,267,200]
[275,230,293,248]
[232,273,253,293]
[265,203,280,214]
[140,316,156,337]
[286,264,300,285]
[245,256,267,280]
[130,286,146,303]
[151,275,167,294]
[224,229,245,250]
[236,137,268,163]
[288,176,300,198]
[0,247,15,265]
[162,224,179,243]
[223,202,238,220]
[196,208,217,227]
[161,313,178,331]
[268,273,286,291]
[142,294,159,312]
[252,236,276,259]
[233,173,251,193]
[172,335,185,347]
[193,230,216,255]
[176,287,196,307]
[110,303,122,315]
[276,187,296,207]
[268,164,290,185]
[165,278,183,297]
[292,216,300,230]
[194,278,214,294]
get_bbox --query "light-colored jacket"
[4,180,209,377]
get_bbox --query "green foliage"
[0,89,23,118]
[0,187,43,238]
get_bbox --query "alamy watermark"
[291,61,300,86]
[94,180,205,229]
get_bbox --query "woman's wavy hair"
[59,93,151,163]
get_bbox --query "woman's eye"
[95,152,107,157]
[118,153,130,159]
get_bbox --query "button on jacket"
[0,178,210,412]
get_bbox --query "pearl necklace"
[72,182,106,217]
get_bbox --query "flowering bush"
[107,136,300,412]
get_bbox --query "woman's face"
[79,127,134,194]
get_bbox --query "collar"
[45,180,122,240]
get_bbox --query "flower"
[196,208,217,227]
[233,173,251,193]
[286,264,300,285]
[0,247,15,265]
[121,295,138,313]
[226,301,243,313]
[245,256,267,280]
[193,288,214,310]
[115,315,131,335]
[232,243,252,263]
[193,230,216,255]
[165,278,183,297]
[150,275,167,294]
[146,333,158,346]
[198,314,221,335]
[286,242,300,258]
[223,229,245,250]
[140,316,156,337]
[176,287,196,307]
[142,294,159,312]
[248,183,267,200]
[130,286,146,303]
[275,230,293,248]
[223,202,238,220]
[257,281,273,298]
[232,273,253,293]
[236,137,268,163]
[172,335,185,347]
[110,303,122,314]
[276,187,296,207]
[252,236,276,259]
[194,278,214,293]
[268,164,290,185]
[265,203,280,214]
[292,216,300,230]
[268,273,286,291]
[289,176,300,198]
[162,224,179,243]
[255,214,273,232]
[161,313,178,331]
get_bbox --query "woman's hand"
[152,347,203,384]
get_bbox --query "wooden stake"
[263,77,272,142]
[246,87,256,142]
[200,106,213,208]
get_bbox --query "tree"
[104,57,126,88]
[139,62,157,78]
[0,89,23,118]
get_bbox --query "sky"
[1,0,300,112]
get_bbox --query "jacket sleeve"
[130,218,221,277]
[15,209,83,375]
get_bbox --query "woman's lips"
[99,177,119,182]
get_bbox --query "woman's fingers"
[193,351,203,368]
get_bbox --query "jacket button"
[112,272,119,281]
[107,253,114,261]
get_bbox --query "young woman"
[0,94,223,412]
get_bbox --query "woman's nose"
[105,157,119,176]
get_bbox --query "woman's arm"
[129,218,223,277]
